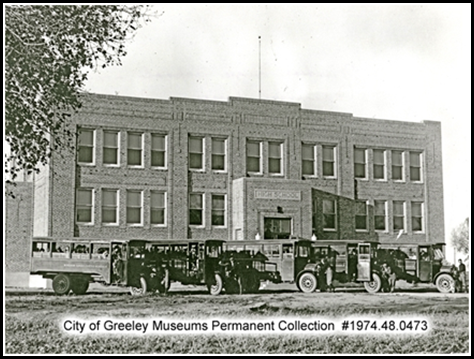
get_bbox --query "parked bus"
[377,242,455,293]
[309,240,382,293]
[30,237,168,295]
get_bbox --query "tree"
[5,5,152,185]
[451,218,469,255]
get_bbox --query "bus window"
[433,246,444,260]
[298,245,310,258]
[207,244,221,258]
[52,242,71,257]
[358,245,370,255]
[91,243,109,259]
[246,245,261,255]
[263,244,280,258]
[32,242,50,257]
[419,247,430,261]
[282,244,294,258]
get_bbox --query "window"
[103,131,119,165]
[373,149,386,180]
[246,140,261,173]
[102,189,118,224]
[374,200,387,231]
[322,146,336,177]
[126,190,142,225]
[264,218,292,239]
[127,132,143,166]
[189,193,204,226]
[189,137,204,170]
[411,202,423,232]
[302,144,316,176]
[211,194,225,226]
[355,201,368,231]
[211,138,226,171]
[392,150,404,181]
[268,142,283,175]
[151,191,166,225]
[78,129,94,164]
[76,189,93,224]
[323,199,337,230]
[151,134,166,168]
[410,152,422,182]
[393,201,405,231]
[354,148,366,179]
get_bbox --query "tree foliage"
[5,5,151,182]
[451,218,469,255]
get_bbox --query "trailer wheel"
[71,277,89,295]
[436,273,455,293]
[130,277,147,296]
[208,273,223,295]
[364,273,382,293]
[53,274,72,295]
[298,272,317,293]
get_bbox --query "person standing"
[457,259,467,293]
[325,259,334,292]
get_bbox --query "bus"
[31,237,168,295]
[377,242,455,293]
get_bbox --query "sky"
[85,4,471,260]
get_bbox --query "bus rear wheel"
[53,274,72,295]
[208,273,223,295]
[71,277,89,295]
[364,273,382,293]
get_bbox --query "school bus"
[310,240,382,293]
[30,237,168,295]
[377,242,455,293]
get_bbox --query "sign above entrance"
[254,189,301,201]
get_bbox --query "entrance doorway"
[264,217,292,239]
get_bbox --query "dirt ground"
[4,282,470,354]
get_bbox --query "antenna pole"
[258,36,261,100]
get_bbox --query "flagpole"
[258,36,261,100]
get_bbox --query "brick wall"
[5,182,33,272]
[35,93,443,244]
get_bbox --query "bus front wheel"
[298,272,318,293]
[53,274,72,295]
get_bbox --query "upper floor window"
[211,138,226,171]
[189,136,204,170]
[411,202,423,232]
[102,189,118,224]
[78,129,95,164]
[103,131,119,165]
[354,148,366,179]
[410,152,422,182]
[323,199,337,230]
[151,134,167,168]
[76,189,93,224]
[151,191,166,225]
[127,132,143,166]
[373,149,386,180]
[126,190,142,225]
[392,150,404,181]
[268,142,283,175]
[374,200,387,231]
[189,193,204,226]
[393,201,405,231]
[322,145,336,177]
[302,144,316,176]
[355,200,368,231]
[246,140,262,173]
[211,194,226,226]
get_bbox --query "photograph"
[4,4,470,354]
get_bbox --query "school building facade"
[6,93,445,285]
